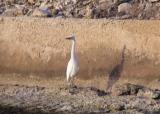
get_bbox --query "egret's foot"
[69,88,75,95]
[68,81,77,88]
[65,83,71,90]
[65,83,75,90]
[71,84,77,89]
[68,85,78,95]
[69,77,77,88]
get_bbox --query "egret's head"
[65,35,75,41]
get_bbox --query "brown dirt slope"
[0,17,160,89]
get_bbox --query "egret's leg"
[67,81,70,89]
[67,77,71,89]
[66,78,72,93]
[72,76,77,87]
[72,77,75,87]
[70,77,74,88]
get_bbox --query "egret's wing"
[70,58,79,77]
[66,60,73,82]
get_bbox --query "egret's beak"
[65,36,73,40]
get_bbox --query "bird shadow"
[107,45,126,92]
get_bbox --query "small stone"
[114,0,131,4]
[149,0,160,3]
[5,0,15,4]
[51,9,59,16]
[38,1,52,17]
[39,8,52,17]
[55,11,64,18]
[32,8,51,17]
[2,8,23,16]
[118,3,132,15]
[27,0,36,4]
[109,103,125,111]
[120,14,131,19]
[85,6,94,18]
[60,105,72,111]
[137,88,160,99]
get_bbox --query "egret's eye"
[65,36,74,40]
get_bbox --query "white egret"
[65,35,79,87]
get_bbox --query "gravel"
[0,83,160,114]
[0,0,160,19]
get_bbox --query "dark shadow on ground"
[107,45,126,91]
[0,105,49,114]
[65,86,108,96]
[0,105,109,114]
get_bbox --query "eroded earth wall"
[0,17,160,83]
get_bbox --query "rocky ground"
[0,83,160,114]
[0,0,160,19]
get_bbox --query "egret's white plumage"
[66,36,79,86]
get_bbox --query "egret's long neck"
[71,40,76,59]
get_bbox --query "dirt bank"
[0,17,160,88]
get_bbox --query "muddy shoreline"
[0,83,160,114]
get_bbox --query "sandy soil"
[0,73,160,91]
